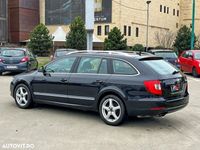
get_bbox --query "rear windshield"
[154,52,177,59]
[1,50,25,57]
[143,60,178,75]
[194,53,200,60]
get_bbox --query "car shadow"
[1,72,20,76]
[29,103,183,129]
[184,72,200,78]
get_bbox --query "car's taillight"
[0,58,3,62]
[175,58,180,63]
[20,56,29,63]
[144,80,162,96]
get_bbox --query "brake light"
[144,80,162,96]
[0,58,3,62]
[175,58,180,63]
[20,56,29,63]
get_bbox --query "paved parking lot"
[0,74,200,150]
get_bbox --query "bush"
[66,17,87,50]
[174,25,196,54]
[104,27,127,50]
[132,44,145,52]
[28,23,53,56]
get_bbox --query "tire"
[192,67,198,77]
[99,95,126,126]
[14,84,33,109]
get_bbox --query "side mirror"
[38,66,45,73]
[38,66,51,76]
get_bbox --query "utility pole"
[85,0,94,51]
[191,0,196,50]
[146,1,151,52]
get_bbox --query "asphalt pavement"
[0,74,200,150]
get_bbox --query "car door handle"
[61,79,68,83]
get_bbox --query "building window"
[176,23,179,28]
[97,26,101,36]
[160,5,162,12]
[105,25,109,35]
[128,26,131,36]
[177,10,179,17]
[173,9,175,16]
[124,25,127,36]
[136,27,139,37]
[167,7,169,14]
[164,6,166,13]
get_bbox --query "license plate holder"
[6,65,18,69]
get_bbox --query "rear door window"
[98,59,108,74]
[143,60,178,75]
[112,59,138,75]
[77,57,101,74]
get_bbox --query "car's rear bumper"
[0,63,28,73]
[126,94,189,117]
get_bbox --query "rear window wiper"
[3,55,13,57]
[172,70,180,75]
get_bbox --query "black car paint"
[10,52,189,117]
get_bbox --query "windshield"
[194,52,200,60]
[143,59,178,75]
[154,52,177,59]
[1,50,25,57]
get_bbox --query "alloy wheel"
[102,98,121,123]
[15,86,29,107]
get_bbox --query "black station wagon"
[10,51,189,126]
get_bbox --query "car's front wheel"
[99,95,126,126]
[14,84,33,109]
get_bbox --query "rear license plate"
[6,66,18,69]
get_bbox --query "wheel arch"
[96,87,127,110]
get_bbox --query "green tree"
[28,23,53,56]
[174,25,196,54]
[132,44,145,52]
[66,16,87,50]
[104,27,127,50]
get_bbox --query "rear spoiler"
[139,56,163,61]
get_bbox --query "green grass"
[37,57,50,68]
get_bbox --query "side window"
[112,60,138,75]
[77,57,101,74]
[45,57,76,73]
[98,59,108,74]
[188,52,193,58]
[182,52,188,58]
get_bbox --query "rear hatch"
[141,58,188,100]
[0,49,25,64]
